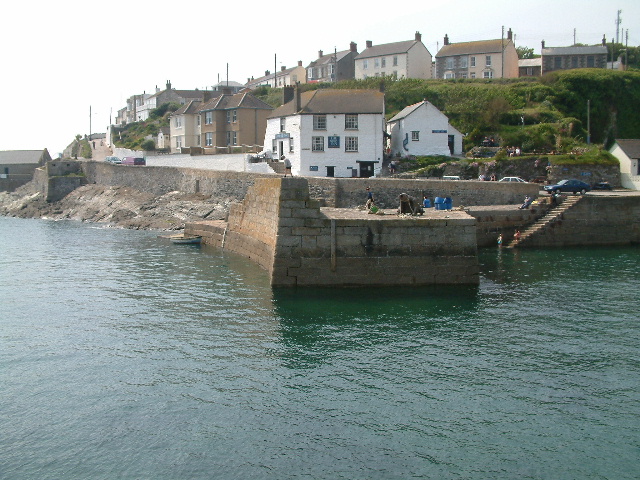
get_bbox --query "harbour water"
[1,216,639,479]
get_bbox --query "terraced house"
[435,29,519,79]
[168,91,273,154]
[354,32,432,80]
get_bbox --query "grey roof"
[542,45,607,56]
[199,92,273,112]
[387,101,425,122]
[518,58,542,67]
[436,39,511,58]
[0,150,49,165]
[307,49,353,68]
[173,100,202,115]
[614,139,640,159]
[356,39,421,59]
[270,89,384,118]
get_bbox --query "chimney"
[350,41,357,52]
[283,85,294,104]
[166,80,172,90]
[281,65,286,72]
[541,40,545,49]
[319,50,323,58]
[507,28,512,41]
[298,60,303,66]
[444,34,449,46]
[366,40,373,48]
[415,31,422,42]
[155,85,160,93]
[602,34,606,46]
[295,85,301,112]
[265,70,270,76]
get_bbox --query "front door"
[359,162,375,178]
[326,166,335,177]
[448,135,455,155]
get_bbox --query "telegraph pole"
[616,10,622,44]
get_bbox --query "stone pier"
[186,177,479,286]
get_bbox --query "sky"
[1,0,638,157]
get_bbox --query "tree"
[517,46,535,59]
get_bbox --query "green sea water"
[1,216,638,479]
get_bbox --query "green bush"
[141,139,156,151]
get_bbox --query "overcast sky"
[1,0,638,156]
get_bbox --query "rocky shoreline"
[0,183,230,230]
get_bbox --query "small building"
[157,127,170,150]
[354,32,432,80]
[540,39,608,74]
[0,149,51,192]
[246,62,307,89]
[610,139,640,190]
[386,100,463,157]
[518,58,542,77]
[435,29,519,79]
[264,87,385,178]
[307,43,359,83]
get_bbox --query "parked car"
[592,182,613,190]
[121,156,146,166]
[499,176,526,183]
[544,179,591,194]
[104,156,121,164]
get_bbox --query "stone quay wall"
[307,177,539,209]
[187,177,479,287]
[523,195,640,247]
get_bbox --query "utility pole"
[573,28,576,45]
[616,10,622,44]
[501,25,504,78]
[89,105,92,141]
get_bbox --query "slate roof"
[614,139,640,159]
[199,92,273,112]
[173,100,202,115]
[308,49,353,67]
[387,101,425,122]
[542,46,607,56]
[435,39,512,57]
[356,39,421,59]
[270,89,384,118]
[518,58,542,67]
[0,150,49,165]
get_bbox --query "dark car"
[592,182,613,190]
[544,179,591,195]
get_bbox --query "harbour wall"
[187,177,479,287]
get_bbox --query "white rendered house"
[387,100,463,157]
[610,139,640,190]
[264,87,385,178]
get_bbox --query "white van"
[442,175,461,180]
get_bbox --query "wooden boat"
[159,234,202,245]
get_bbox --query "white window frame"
[411,131,420,141]
[312,136,324,151]
[470,56,476,67]
[485,55,492,67]
[313,115,327,130]
[345,114,358,130]
[345,136,358,152]
[205,111,212,125]
[205,132,213,147]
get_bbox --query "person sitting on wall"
[365,187,375,210]
[519,195,534,209]
[398,193,424,215]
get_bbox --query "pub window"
[312,136,324,151]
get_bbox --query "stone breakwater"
[186,177,480,286]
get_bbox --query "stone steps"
[507,195,583,247]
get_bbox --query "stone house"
[610,139,640,190]
[0,149,51,192]
[354,32,432,80]
[386,100,463,157]
[169,100,204,153]
[264,87,385,178]
[136,81,212,122]
[246,62,307,89]
[518,58,542,77]
[307,43,359,83]
[540,39,608,74]
[435,30,519,79]
[198,92,273,154]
